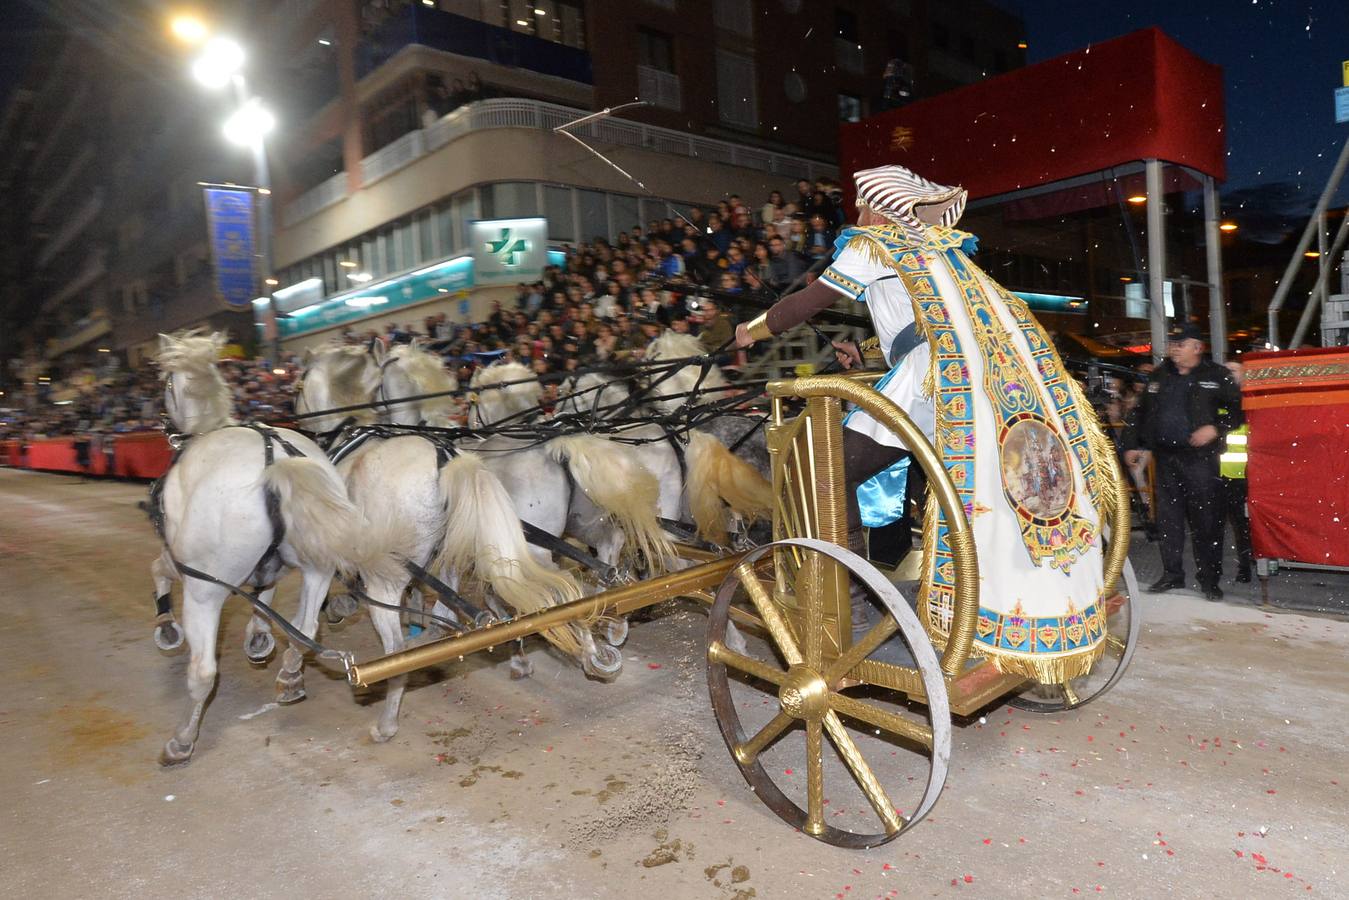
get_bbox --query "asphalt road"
[2,468,1345,899]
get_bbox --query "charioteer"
[736,164,1118,682]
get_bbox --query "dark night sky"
[999,0,1349,203]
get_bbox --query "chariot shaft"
[347,552,745,687]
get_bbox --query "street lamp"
[221,98,275,147]
[191,37,245,89]
[185,31,281,363]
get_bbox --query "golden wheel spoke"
[829,692,933,748]
[824,615,899,684]
[708,641,788,687]
[805,719,825,835]
[737,565,802,665]
[733,710,794,766]
[1105,634,1127,655]
[822,710,904,834]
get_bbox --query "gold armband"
[745,312,774,342]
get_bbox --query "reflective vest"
[1220,424,1248,479]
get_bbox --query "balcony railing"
[284,98,836,226]
[36,188,105,270]
[360,129,426,186]
[637,66,682,111]
[281,172,348,228]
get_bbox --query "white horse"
[298,343,623,715]
[467,361,676,578]
[150,332,386,765]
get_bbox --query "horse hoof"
[154,621,184,652]
[598,616,629,647]
[159,737,194,767]
[369,722,398,744]
[245,631,276,663]
[275,672,306,704]
[329,593,360,619]
[582,642,623,681]
[509,656,534,680]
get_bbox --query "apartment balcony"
[113,272,240,351]
[357,6,592,85]
[283,97,838,227]
[36,188,104,270]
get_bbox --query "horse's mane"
[155,331,234,432]
[387,343,459,420]
[309,344,380,423]
[471,360,542,409]
[645,331,705,362]
[644,330,729,391]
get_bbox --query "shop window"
[544,185,575,242]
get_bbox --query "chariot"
[344,370,1140,849]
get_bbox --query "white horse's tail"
[437,454,584,658]
[686,431,775,546]
[546,434,677,572]
[261,457,387,579]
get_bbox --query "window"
[576,189,609,244]
[451,189,477,252]
[610,194,641,239]
[528,0,586,49]
[416,210,434,263]
[715,50,758,130]
[835,8,858,42]
[544,185,575,241]
[713,0,752,36]
[436,203,456,255]
[838,93,862,123]
[481,182,538,219]
[638,29,675,73]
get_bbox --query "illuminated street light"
[192,37,245,89]
[338,259,358,268]
[1305,250,1321,259]
[1126,194,1147,205]
[221,98,275,147]
[348,271,374,283]
[170,14,209,44]
[1219,221,1238,233]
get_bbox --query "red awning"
[838,28,1226,203]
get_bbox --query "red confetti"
[647,663,662,669]
[963,875,974,884]
[1234,850,1244,858]
[1087,735,1094,742]
[1075,790,1086,796]
[1253,853,1268,866]
[982,839,992,845]
[1266,789,1278,795]
[785,768,794,775]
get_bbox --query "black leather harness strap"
[518,518,620,584]
[402,558,486,624]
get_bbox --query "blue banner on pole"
[203,188,257,310]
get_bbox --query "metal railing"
[281,172,348,228]
[360,129,426,186]
[285,97,836,227]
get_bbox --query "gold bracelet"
[746,312,774,342]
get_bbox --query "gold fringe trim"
[987,638,1106,685]
[845,231,908,276]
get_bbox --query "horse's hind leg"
[151,552,184,651]
[161,579,228,766]
[243,594,277,663]
[364,575,410,743]
[276,566,332,704]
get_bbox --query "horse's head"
[642,330,728,415]
[155,331,234,435]
[555,371,631,420]
[376,339,460,426]
[295,344,380,433]
[468,361,541,427]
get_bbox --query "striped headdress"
[854,165,967,243]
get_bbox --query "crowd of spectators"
[2,177,845,444]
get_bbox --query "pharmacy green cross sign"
[487,228,530,266]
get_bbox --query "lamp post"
[186,31,282,363]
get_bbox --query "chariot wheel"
[707,539,951,849]
[1008,559,1141,713]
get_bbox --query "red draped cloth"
[1242,348,1349,566]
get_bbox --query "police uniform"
[1123,328,1243,597]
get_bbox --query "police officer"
[1122,323,1243,600]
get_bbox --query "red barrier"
[110,432,174,478]
[3,432,172,479]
